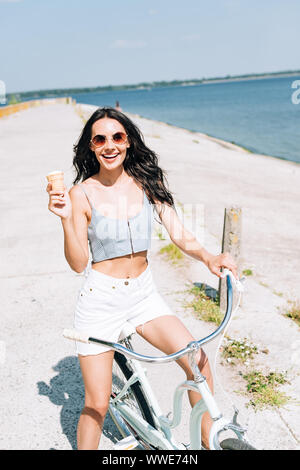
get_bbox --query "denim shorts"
[73,265,175,356]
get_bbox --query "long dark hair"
[72,107,174,206]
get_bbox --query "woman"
[47,107,237,450]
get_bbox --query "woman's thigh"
[79,350,115,409]
[136,315,208,375]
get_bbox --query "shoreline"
[128,111,300,167]
[2,89,298,165]
[76,102,300,167]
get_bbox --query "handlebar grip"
[63,328,90,344]
[222,268,245,292]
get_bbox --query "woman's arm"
[154,201,238,279]
[47,184,90,273]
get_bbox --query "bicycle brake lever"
[232,407,247,434]
[222,407,247,436]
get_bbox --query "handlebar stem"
[187,342,206,383]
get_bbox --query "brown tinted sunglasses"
[90,132,128,148]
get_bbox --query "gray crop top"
[79,184,154,263]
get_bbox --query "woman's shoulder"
[69,183,92,209]
[69,184,92,222]
[70,177,95,194]
[69,182,85,197]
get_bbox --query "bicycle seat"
[118,322,136,341]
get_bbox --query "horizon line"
[6,68,300,97]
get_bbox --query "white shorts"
[74,265,175,356]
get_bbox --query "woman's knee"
[82,397,110,422]
[78,350,114,421]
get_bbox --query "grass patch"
[242,370,290,410]
[184,284,222,325]
[231,142,253,153]
[282,300,300,327]
[273,290,284,297]
[159,243,184,264]
[221,337,259,365]
[242,269,253,276]
[155,228,166,240]
[259,281,269,288]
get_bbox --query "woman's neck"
[93,168,131,188]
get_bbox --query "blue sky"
[1,0,299,93]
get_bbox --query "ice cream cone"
[46,171,65,192]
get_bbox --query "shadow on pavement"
[37,356,122,449]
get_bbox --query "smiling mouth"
[102,153,119,160]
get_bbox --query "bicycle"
[63,269,256,450]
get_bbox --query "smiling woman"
[72,107,174,206]
[46,106,237,450]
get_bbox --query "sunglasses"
[90,132,128,148]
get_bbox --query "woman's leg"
[77,350,115,450]
[136,315,213,449]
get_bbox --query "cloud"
[110,39,147,49]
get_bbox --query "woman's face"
[90,117,130,171]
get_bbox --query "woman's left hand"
[206,252,238,279]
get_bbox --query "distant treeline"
[7,69,300,102]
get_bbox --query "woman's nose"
[103,136,116,151]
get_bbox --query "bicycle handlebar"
[64,270,243,364]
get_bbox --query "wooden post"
[219,206,242,313]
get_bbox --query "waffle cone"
[46,171,64,192]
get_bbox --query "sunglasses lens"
[92,135,106,147]
[113,132,127,144]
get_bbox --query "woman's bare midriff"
[91,250,148,279]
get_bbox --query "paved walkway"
[0,103,299,450]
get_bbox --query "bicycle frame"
[64,273,248,450]
[110,358,226,450]
[109,338,242,450]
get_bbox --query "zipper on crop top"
[127,220,134,254]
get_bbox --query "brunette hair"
[72,107,174,206]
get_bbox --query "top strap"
[79,183,93,209]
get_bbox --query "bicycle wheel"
[109,350,158,448]
[220,438,256,450]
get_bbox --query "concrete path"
[0,103,299,450]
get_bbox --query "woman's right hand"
[46,183,72,220]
